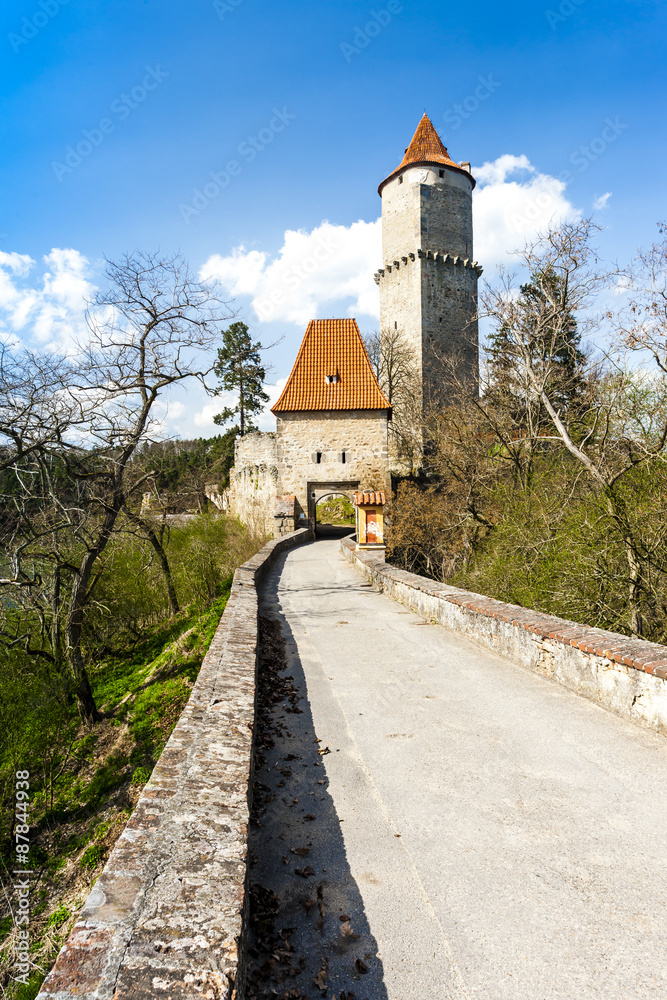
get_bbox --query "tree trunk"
[127,511,180,615]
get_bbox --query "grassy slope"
[0,590,230,1000]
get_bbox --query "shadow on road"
[247,548,388,1000]
[315,523,354,541]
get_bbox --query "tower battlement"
[374,250,483,282]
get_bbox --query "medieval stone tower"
[375,114,482,406]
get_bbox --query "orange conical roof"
[378,114,474,193]
[272,319,390,414]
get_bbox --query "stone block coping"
[38,527,313,1000]
[341,538,667,736]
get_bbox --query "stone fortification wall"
[376,251,480,401]
[276,410,390,518]
[377,253,424,372]
[341,539,667,736]
[38,528,313,1000]
[226,432,278,539]
[421,255,479,399]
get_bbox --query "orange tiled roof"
[353,491,386,506]
[378,114,474,193]
[271,319,391,413]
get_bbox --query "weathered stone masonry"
[276,409,390,519]
[225,432,279,539]
[37,528,312,1000]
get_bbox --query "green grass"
[0,586,233,999]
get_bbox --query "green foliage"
[316,496,355,525]
[131,766,152,786]
[392,455,667,644]
[212,321,269,436]
[138,430,239,503]
[79,844,105,871]
[47,905,70,929]
[0,512,260,997]
[10,975,44,1000]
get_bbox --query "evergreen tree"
[213,322,269,436]
[487,267,588,422]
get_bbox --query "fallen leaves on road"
[339,920,360,940]
[313,957,328,989]
[294,865,315,878]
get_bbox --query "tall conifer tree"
[213,322,269,436]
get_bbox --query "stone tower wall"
[381,165,474,261]
[378,163,480,405]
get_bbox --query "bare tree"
[482,219,667,636]
[364,327,423,472]
[0,252,231,721]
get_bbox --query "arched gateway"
[223,319,391,537]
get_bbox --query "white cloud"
[0,248,94,349]
[200,219,381,327]
[201,155,581,327]
[472,154,580,272]
[193,397,234,430]
[594,192,612,210]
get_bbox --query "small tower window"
[439,170,445,178]
[316,452,322,464]
[394,321,397,330]
[341,451,347,464]
[398,175,403,184]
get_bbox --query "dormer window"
[325,374,340,385]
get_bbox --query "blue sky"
[1,0,664,435]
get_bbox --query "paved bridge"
[38,528,667,1000]
[249,532,667,1000]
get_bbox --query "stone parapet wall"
[38,528,313,1000]
[340,539,667,736]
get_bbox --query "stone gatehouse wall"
[276,410,390,517]
[38,528,313,1000]
[226,431,278,539]
[341,539,667,736]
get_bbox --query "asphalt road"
[255,535,667,1000]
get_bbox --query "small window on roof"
[325,374,339,385]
